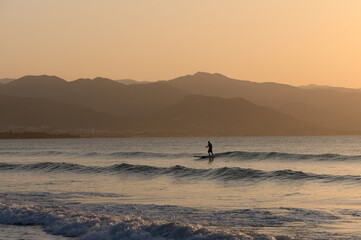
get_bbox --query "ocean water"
[2,136,361,239]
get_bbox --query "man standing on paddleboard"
[206,141,213,156]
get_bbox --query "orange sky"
[1,0,361,87]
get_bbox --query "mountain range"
[166,72,361,132]
[0,72,360,136]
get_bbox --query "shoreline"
[1,131,361,139]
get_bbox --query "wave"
[0,203,244,240]
[1,161,360,183]
[0,150,78,157]
[199,151,361,161]
[3,149,361,162]
[0,150,189,159]
[109,151,187,159]
[0,199,340,240]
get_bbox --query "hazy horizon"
[2,0,361,87]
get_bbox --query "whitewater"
[2,137,361,239]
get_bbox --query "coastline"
[0,131,80,139]
[1,131,361,139]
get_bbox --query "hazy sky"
[1,0,361,87]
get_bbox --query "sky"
[1,0,361,87]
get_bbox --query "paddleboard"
[194,155,216,159]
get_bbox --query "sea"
[2,136,361,240]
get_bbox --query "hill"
[166,72,361,132]
[129,95,327,136]
[1,93,323,136]
[0,75,186,118]
[2,73,360,136]
[299,84,361,93]
[0,95,119,130]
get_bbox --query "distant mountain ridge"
[299,84,361,92]
[0,75,186,118]
[166,72,361,132]
[1,73,360,136]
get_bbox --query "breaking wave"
[3,149,361,162]
[0,199,340,240]
[0,203,246,240]
[201,151,361,161]
[1,161,360,183]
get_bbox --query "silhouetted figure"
[206,141,213,156]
